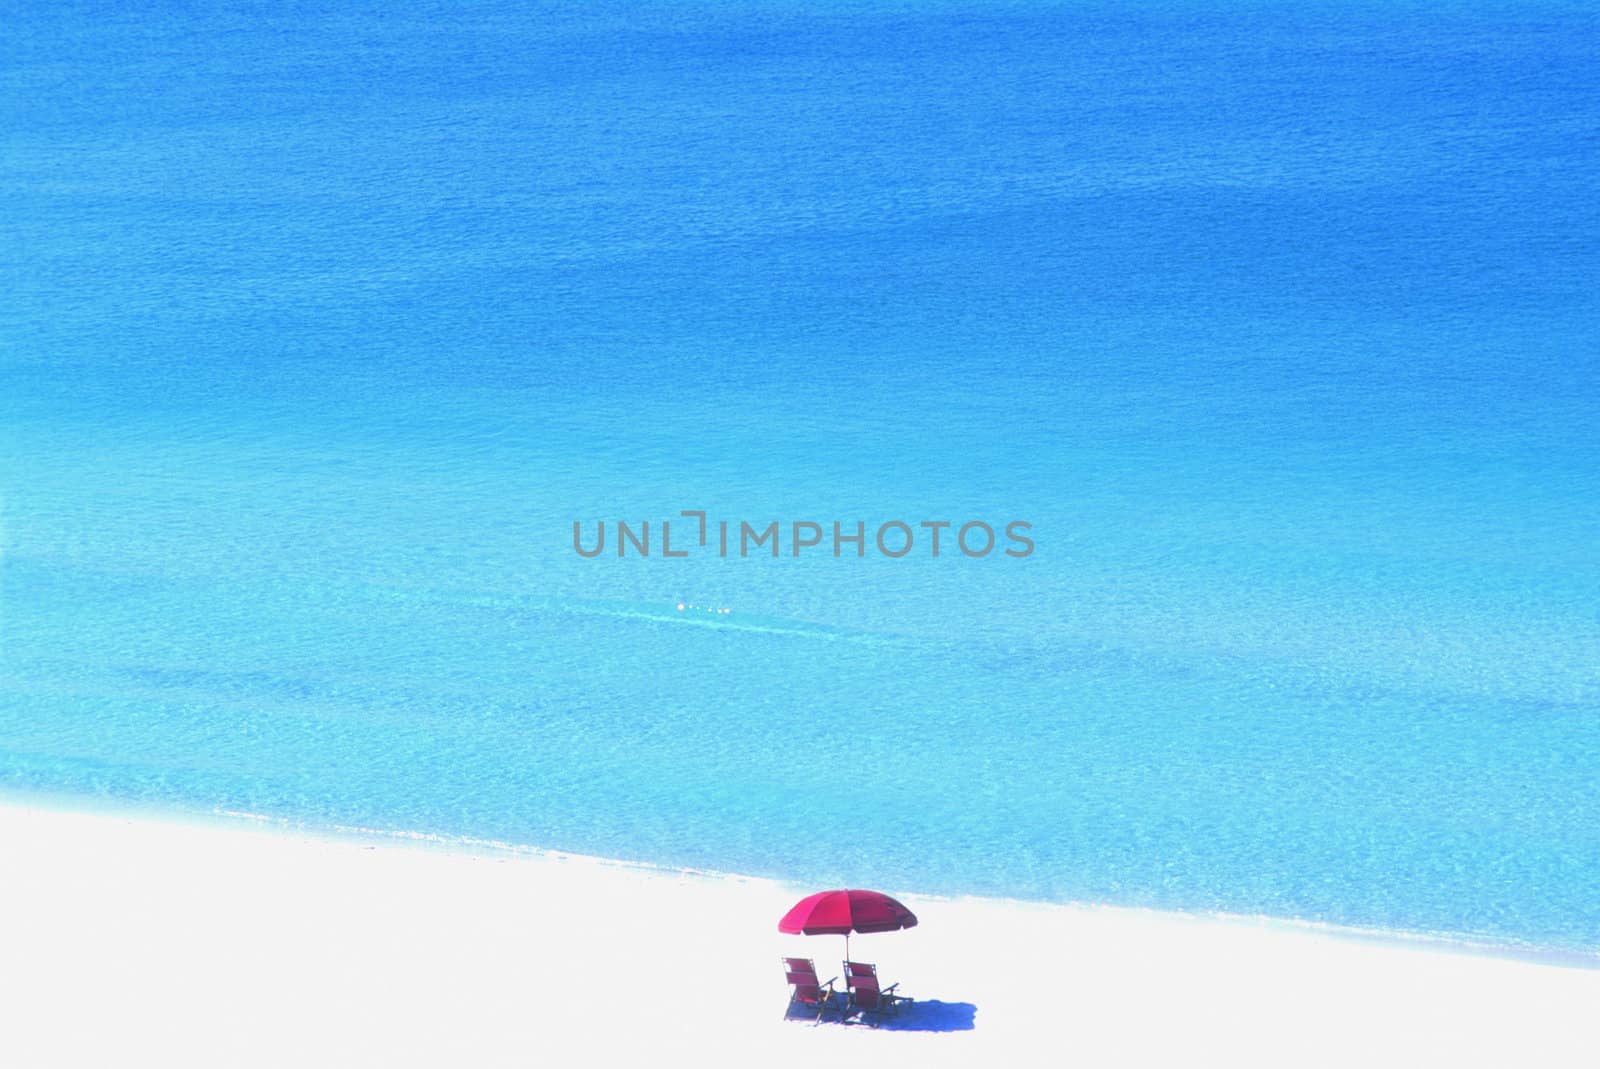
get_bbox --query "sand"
[2,802,1595,1067]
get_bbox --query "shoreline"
[9,788,1595,973]
[4,798,1599,1066]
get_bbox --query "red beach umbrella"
[778,888,918,960]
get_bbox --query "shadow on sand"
[872,999,976,1032]
[785,998,977,1032]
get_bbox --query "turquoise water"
[3,3,1599,953]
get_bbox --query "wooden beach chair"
[842,961,912,1026]
[782,957,838,1023]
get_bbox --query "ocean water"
[3,2,1598,954]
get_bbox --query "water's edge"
[10,786,1595,973]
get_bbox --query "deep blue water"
[3,2,1598,953]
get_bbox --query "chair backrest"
[784,957,823,1000]
[843,961,882,1008]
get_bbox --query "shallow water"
[3,2,1598,952]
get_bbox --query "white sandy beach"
[2,803,1595,1068]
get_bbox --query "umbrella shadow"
[783,998,977,1032]
[860,999,978,1033]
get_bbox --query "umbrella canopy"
[778,889,918,937]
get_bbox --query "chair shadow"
[783,998,977,1032]
[782,1001,839,1024]
[873,999,976,1032]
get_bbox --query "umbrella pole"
[842,934,851,1016]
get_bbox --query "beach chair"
[782,957,838,1023]
[842,961,912,1026]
